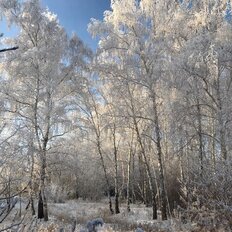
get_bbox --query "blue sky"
[0,0,111,50]
[41,0,111,49]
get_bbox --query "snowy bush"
[179,159,232,230]
[47,183,67,203]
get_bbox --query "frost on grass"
[44,201,201,232]
[1,199,220,232]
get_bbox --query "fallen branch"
[0,46,19,53]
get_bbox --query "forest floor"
[46,199,196,232]
[0,199,228,231]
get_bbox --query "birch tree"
[1,0,91,221]
[89,0,172,220]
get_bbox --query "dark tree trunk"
[152,192,157,220]
[152,92,167,220]
[115,193,120,214]
[38,191,44,219]
[30,196,35,215]
[42,190,48,221]
[37,148,49,221]
[0,46,18,53]
[97,139,114,214]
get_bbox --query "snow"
[0,199,200,231]
[45,200,198,231]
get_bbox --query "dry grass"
[37,223,59,232]
[2,200,230,232]
[47,201,175,231]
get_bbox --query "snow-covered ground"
[1,199,226,231]
[45,200,198,232]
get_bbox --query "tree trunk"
[210,114,216,172]
[42,189,48,221]
[127,133,135,212]
[112,124,120,214]
[34,76,48,220]
[131,150,136,204]
[128,84,157,219]
[37,121,49,221]
[215,66,227,160]
[38,151,48,221]
[97,139,114,214]
[138,152,145,204]
[7,177,11,212]
[133,116,157,219]
[127,148,132,212]
[39,180,48,221]
[196,99,204,177]
[37,191,44,219]
[151,92,167,220]
[30,195,35,216]
[29,141,35,215]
